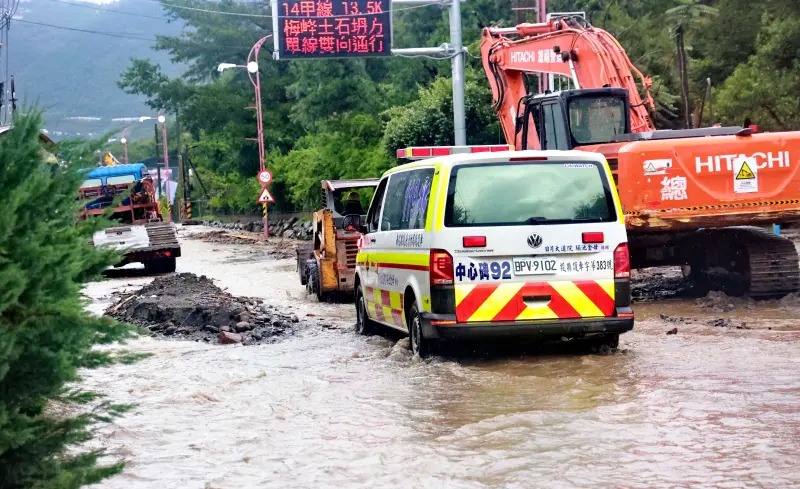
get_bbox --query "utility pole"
[675,23,691,129]
[154,124,162,199]
[176,106,185,221]
[392,0,467,145]
[448,0,465,145]
[158,112,171,222]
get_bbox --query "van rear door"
[441,158,624,323]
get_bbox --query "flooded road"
[83,228,800,488]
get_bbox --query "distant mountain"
[9,0,184,139]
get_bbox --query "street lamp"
[217,34,273,237]
[120,136,128,165]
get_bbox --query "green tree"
[715,7,800,130]
[381,69,501,154]
[0,113,134,487]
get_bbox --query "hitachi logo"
[695,151,791,173]
[510,49,559,64]
[511,51,538,63]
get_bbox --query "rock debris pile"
[204,217,313,240]
[105,273,302,345]
[186,230,298,259]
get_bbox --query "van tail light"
[430,250,454,285]
[614,243,631,279]
[462,236,486,248]
[582,232,604,244]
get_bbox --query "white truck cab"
[354,148,633,357]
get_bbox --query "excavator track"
[740,230,800,298]
[689,228,800,298]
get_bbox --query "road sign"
[258,169,273,185]
[274,0,392,60]
[258,186,275,203]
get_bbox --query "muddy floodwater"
[82,227,800,489]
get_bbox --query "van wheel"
[407,302,434,358]
[354,288,375,335]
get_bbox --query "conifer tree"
[0,112,134,488]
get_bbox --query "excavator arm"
[481,16,655,148]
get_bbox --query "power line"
[139,0,443,19]
[14,19,159,41]
[29,0,445,23]
[44,0,167,21]
[13,18,265,50]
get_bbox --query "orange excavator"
[480,14,800,298]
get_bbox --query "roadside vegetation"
[0,113,134,488]
[117,0,799,215]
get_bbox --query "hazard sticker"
[643,159,672,175]
[733,157,758,193]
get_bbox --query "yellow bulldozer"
[297,178,379,302]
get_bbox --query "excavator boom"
[481,16,654,148]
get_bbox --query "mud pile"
[631,267,692,301]
[105,273,300,345]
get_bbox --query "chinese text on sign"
[276,0,392,59]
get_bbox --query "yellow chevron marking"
[596,279,615,300]
[366,302,378,320]
[373,287,381,305]
[468,283,524,322]
[389,291,402,310]
[550,281,604,318]
[382,306,395,324]
[516,304,558,320]
[454,284,476,307]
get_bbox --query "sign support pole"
[393,0,466,145]
[448,0,465,146]
[248,34,273,238]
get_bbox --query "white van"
[354,149,633,357]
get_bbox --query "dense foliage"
[0,113,134,488]
[119,0,800,213]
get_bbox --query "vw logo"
[527,233,543,249]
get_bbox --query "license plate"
[513,257,558,275]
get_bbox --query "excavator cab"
[519,88,631,150]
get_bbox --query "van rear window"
[444,161,616,227]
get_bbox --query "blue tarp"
[87,163,146,180]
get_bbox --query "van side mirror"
[359,224,369,235]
